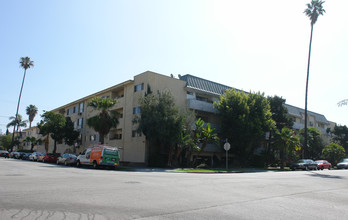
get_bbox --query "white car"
[29,152,42,161]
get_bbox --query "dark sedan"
[290,159,318,171]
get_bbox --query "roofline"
[51,80,134,112]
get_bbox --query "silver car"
[337,158,348,169]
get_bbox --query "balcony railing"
[187,99,218,114]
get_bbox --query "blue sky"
[1,0,347,134]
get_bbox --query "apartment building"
[16,126,46,152]
[285,104,335,145]
[46,71,335,166]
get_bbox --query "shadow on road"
[306,171,344,179]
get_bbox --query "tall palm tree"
[303,0,325,158]
[87,97,120,144]
[11,57,34,151]
[26,104,38,128]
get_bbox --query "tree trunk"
[304,24,314,159]
[11,69,27,152]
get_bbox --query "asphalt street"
[1,158,348,220]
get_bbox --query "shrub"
[322,143,346,165]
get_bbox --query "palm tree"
[7,114,28,137]
[87,97,120,144]
[26,104,38,128]
[11,57,34,150]
[303,0,325,158]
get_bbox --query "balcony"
[187,99,218,114]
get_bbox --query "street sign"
[224,142,230,151]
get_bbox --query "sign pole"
[224,142,230,170]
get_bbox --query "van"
[76,146,120,169]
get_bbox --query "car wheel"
[321,166,324,170]
[76,160,81,167]
[328,166,331,170]
[93,161,98,169]
[64,161,68,166]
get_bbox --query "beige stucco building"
[42,71,335,166]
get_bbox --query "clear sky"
[1,0,347,134]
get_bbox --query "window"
[133,107,141,114]
[90,135,97,141]
[132,130,142,137]
[187,91,193,95]
[101,95,110,99]
[134,83,144,92]
[73,121,77,129]
[196,96,208,102]
[77,118,83,129]
[73,106,77,113]
[67,109,70,116]
[79,103,84,113]
[110,129,123,140]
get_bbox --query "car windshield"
[297,160,306,163]
[340,158,348,163]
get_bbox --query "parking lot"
[1,158,348,219]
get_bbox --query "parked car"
[9,152,16,158]
[21,153,32,160]
[315,160,332,170]
[29,152,43,161]
[0,150,10,158]
[57,153,77,166]
[37,153,47,162]
[76,146,120,169]
[337,158,348,169]
[43,153,60,163]
[13,152,25,159]
[290,159,318,171]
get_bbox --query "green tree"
[87,97,119,144]
[303,0,325,156]
[0,134,13,150]
[26,104,38,128]
[24,136,42,151]
[300,127,323,159]
[322,143,345,165]
[64,117,80,152]
[134,91,184,167]
[273,128,301,169]
[268,96,293,130]
[193,118,219,152]
[214,89,275,165]
[332,125,348,152]
[11,57,34,150]
[38,111,66,154]
[266,96,294,165]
